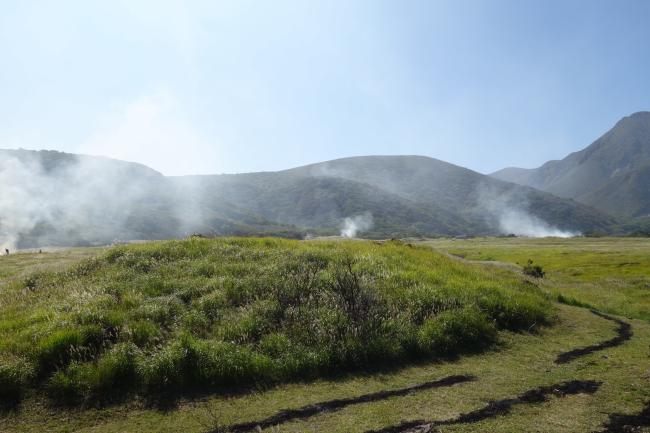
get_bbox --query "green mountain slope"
[1,149,619,248]
[276,155,617,234]
[492,111,650,217]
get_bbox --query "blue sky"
[1,0,649,175]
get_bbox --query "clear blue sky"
[1,0,649,175]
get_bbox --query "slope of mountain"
[172,170,479,237]
[0,149,619,248]
[0,149,298,248]
[171,155,617,238]
[491,111,650,217]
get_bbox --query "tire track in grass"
[362,380,602,433]
[211,375,475,433]
[555,310,632,364]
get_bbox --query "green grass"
[2,237,649,433]
[0,247,100,283]
[2,304,648,433]
[0,237,549,407]
[423,237,650,321]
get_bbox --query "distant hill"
[0,149,297,248]
[492,112,650,218]
[0,149,618,248]
[185,155,616,238]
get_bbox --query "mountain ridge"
[0,149,620,248]
[491,111,650,217]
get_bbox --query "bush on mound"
[0,238,550,406]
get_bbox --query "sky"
[1,0,649,176]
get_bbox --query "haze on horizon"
[1,0,650,176]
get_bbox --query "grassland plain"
[0,237,648,433]
[423,237,650,321]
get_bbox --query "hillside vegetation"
[0,238,550,408]
[2,149,618,249]
[184,155,617,237]
[492,111,650,218]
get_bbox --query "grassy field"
[0,238,548,408]
[423,237,650,321]
[0,237,648,433]
[0,247,101,284]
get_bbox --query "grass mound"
[0,238,550,406]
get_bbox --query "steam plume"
[0,150,204,251]
[476,183,579,238]
[497,208,577,238]
[340,213,373,238]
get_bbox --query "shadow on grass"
[363,380,602,433]
[211,374,475,433]
[138,341,502,412]
[594,400,650,433]
[555,310,632,364]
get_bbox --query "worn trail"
[555,310,632,364]
[212,375,475,433]
[362,380,602,433]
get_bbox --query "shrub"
[46,363,90,404]
[259,333,292,358]
[477,291,549,331]
[91,342,139,396]
[417,307,497,356]
[400,286,461,325]
[131,296,184,326]
[328,256,386,342]
[128,320,161,347]
[0,360,34,407]
[523,259,545,278]
[36,329,85,374]
[138,340,187,392]
[139,336,272,392]
[181,310,211,336]
[199,291,226,321]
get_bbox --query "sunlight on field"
[424,237,650,322]
[1,237,649,433]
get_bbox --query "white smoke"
[0,150,205,251]
[476,183,579,238]
[497,208,577,238]
[0,156,52,251]
[340,213,373,238]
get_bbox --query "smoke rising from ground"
[0,151,591,249]
[477,183,579,238]
[0,150,204,251]
[497,208,578,238]
[340,213,374,238]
